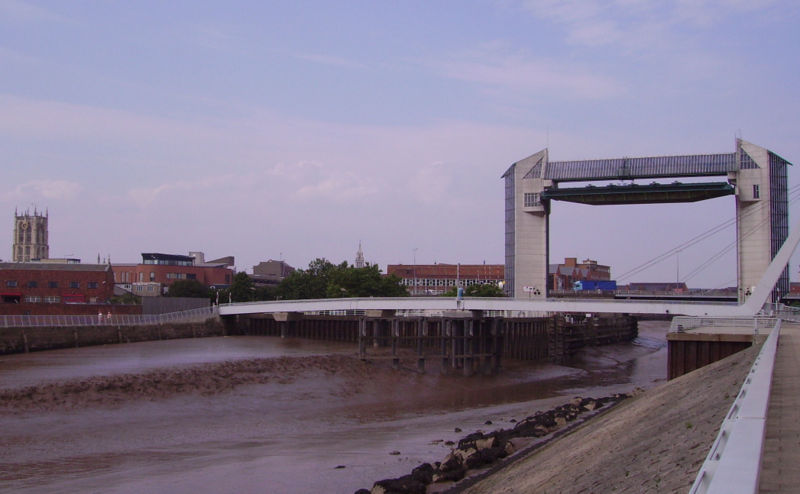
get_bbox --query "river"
[0,321,668,493]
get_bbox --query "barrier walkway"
[759,322,800,493]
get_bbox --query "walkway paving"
[760,322,800,493]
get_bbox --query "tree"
[442,283,505,297]
[166,279,210,298]
[229,271,255,302]
[274,259,408,300]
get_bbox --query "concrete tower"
[13,208,49,262]
[502,149,550,298]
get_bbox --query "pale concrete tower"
[12,208,49,262]
[502,149,550,298]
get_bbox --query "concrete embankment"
[0,319,224,354]
[460,342,759,493]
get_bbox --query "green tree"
[229,271,255,302]
[274,259,407,300]
[442,283,505,297]
[166,279,210,298]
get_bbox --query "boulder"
[372,474,426,494]
[411,463,434,485]
[432,467,466,483]
[438,453,463,473]
[464,446,506,469]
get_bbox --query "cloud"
[426,45,623,99]
[10,179,82,200]
[0,94,220,144]
[519,0,783,49]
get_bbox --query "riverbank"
[0,322,670,493]
[460,342,759,493]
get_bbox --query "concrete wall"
[0,319,224,355]
[142,297,210,314]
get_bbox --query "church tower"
[355,242,365,268]
[12,208,49,262]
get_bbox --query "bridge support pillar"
[417,319,427,373]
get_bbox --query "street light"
[412,248,418,296]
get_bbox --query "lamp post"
[412,248,418,296]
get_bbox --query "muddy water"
[0,321,669,493]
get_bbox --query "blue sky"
[1,0,799,288]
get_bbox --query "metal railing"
[767,303,800,322]
[669,316,777,334]
[0,306,218,328]
[688,319,780,494]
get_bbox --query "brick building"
[549,257,611,291]
[387,263,504,296]
[112,253,234,297]
[0,262,117,314]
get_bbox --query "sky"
[1,0,799,289]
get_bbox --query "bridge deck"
[760,322,800,492]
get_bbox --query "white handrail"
[0,306,218,328]
[688,319,781,494]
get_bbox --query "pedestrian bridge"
[219,295,749,318]
[220,216,800,319]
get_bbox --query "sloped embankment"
[463,343,759,493]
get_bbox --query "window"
[753,184,760,199]
[70,281,80,289]
[150,272,156,281]
[44,296,60,303]
[87,282,99,289]
[27,281,38,288]
[24,296,41,303]
[49,281,58,288]
[6,280,17,287]
[524,193,540,207]
[187,273,197,280]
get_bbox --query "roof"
[142,253,194,262]
[0,262,111,272]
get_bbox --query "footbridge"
[221,214,800,319]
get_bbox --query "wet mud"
[0,321,669,493]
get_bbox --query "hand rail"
[688,319,780,494]
[0,306,218,328]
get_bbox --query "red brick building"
[387,263,504,296]
[549,257,611,291]
[0,262,118,315]
[113,253,234,296]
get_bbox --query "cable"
[616,182,800,282]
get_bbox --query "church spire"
[355,241,365,268]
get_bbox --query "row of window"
[166,273,197,280]
[399,278,503,287]
[143,259,193,266]
[117,272,199,282]
[524,192,541,207]
[23,296,61,303]
[4,280,99,289]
